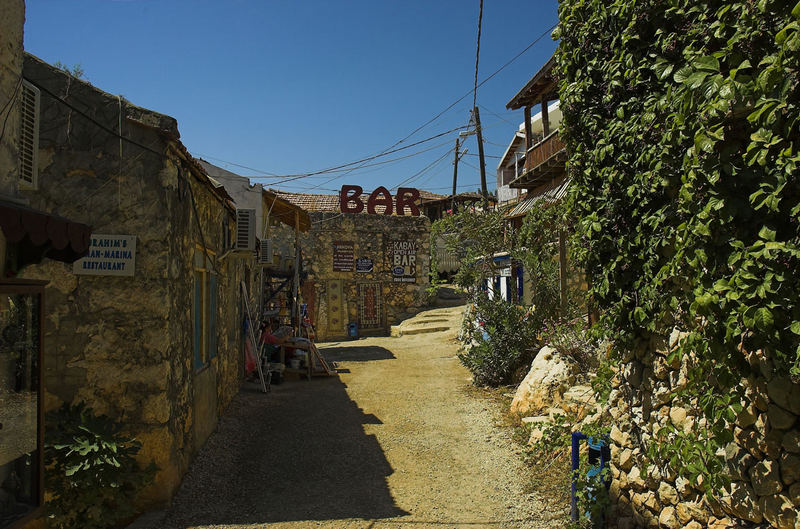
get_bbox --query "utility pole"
[472,106,488,208]
[451,137,460,213]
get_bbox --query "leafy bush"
[430,209,512,291]
[44,403,157,529]
[458,293,539,386]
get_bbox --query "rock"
[736,427,763,457]
[675,501,708,524]
[768,403,798,430]
[684,522,702,529]
[560,385,596,419]
[653,356,669,380]
[658,505,678,528]
[668,328,687,350]
[618,448,635,471]
[610,425,631,448]
[625,360,644,388]
[708,516,734,529]
[783,430,800,453]
[628,466,647,491]
[616,517,635,529]
[523,415,552,445]
[736,404,758,429]
[724,443,755,481]
[767,376,800,415]
[750,460,784,496]
[669,407,688,430]
[720,481,763,523]
[764,427,785,459]
[788,482,800,506]
[509,346,577,416]
[657,481,678,505]
[759,493,797,529]
[781,452,800,485]
[672,476,689,496]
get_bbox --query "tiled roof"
[418,190,446,201]
[270,190,341,212]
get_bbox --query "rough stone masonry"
[607,329,800,529]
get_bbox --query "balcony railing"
[525,130,565,173]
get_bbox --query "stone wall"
[298,212,430,341]
[0,0,24,198]
[607,330,800,529]
[18,54,248,506]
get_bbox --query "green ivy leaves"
[558,0,800,498]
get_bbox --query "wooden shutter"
[19,80,40,189]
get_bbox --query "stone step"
[390,325,451,337]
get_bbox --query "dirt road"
[141,305,556,529]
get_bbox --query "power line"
[478,103,516,126]
[190,24,556,187]
[465,152,501,159]
[249,125,467,183]
[191,154,279,177]
[392,148,454,190]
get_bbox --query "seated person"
[259,318,290,346]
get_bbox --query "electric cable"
[198,23,557,183]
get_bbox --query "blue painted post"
[571,431,586,521]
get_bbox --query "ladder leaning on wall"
[241,280,269,393]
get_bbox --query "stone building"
[274,191,431,341]
[16,53,252,506]
[1,4,91,527]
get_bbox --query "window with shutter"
[18,80,40,189]
[193,246,217,370]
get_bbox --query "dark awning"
[0,201,91,264]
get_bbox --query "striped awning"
[505,177,570,219]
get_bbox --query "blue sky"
[25,1,559,195]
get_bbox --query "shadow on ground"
[319,344,396,362]
[153,375,407,527]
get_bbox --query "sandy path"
[139,305,555,529]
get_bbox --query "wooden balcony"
[510,130,566,189]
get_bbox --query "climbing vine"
[557,0,800,490]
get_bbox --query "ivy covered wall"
[557,0,800,527]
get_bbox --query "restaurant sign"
[355,257,374,273]
[73,234,136,276]
[390,241,417,283]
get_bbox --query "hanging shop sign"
[332,241,355,272]
[340,185,421,216]
[73,234,136,276]
[390,240,417,283]
[356,257,374,273]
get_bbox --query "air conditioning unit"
[235,209,256,251]
[257,238,272,264]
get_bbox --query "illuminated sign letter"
[367,186,394,215]
[396,187,420,216]
[340,185,364,213]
